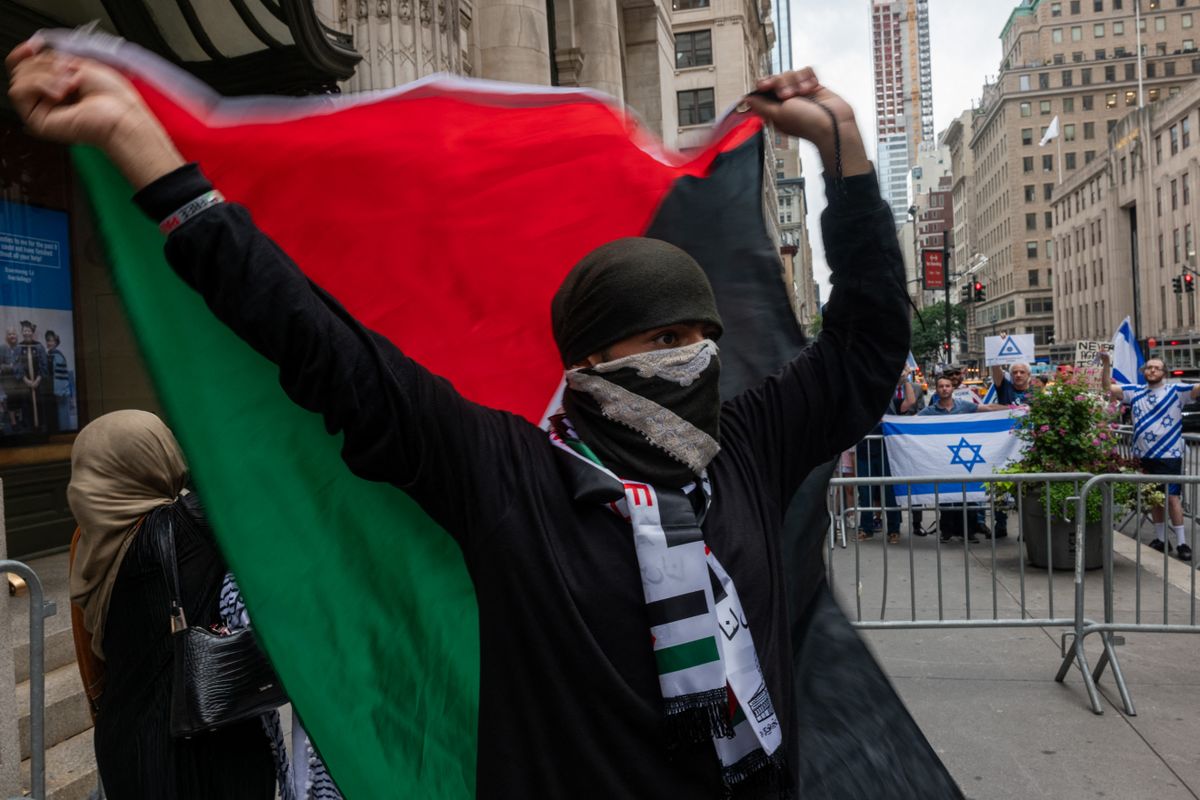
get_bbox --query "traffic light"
[1173,275,1184,294]
[1187,273,1196,293]
[973,281,986,302]
[960,284,972,303]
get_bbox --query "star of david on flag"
[881,411,1025,507]
[947,437,987,473]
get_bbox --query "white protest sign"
[984,334,1035,366]
[1074,340,1112,367]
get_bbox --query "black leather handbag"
[158,516,287,737]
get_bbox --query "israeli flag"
[882,411,1025,507]
[982,382,998,404]
[1110,316,1145,385]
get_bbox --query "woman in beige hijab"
[68,410,274,799]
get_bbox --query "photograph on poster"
[0,199,78,438]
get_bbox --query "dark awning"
[1,0,361,96]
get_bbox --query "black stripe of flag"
[646,590,709,627]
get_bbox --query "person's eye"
[654,330,679,346]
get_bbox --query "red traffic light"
[973,281,983,291]
[1170,340,1181,346]
[1187,274,1195,284]
[1173,370,1186,376]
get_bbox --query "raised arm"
[1097,351,1124,402]
[730,75,908,500]
[990,365,1007,393]
[7,42,528,541]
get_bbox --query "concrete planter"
[1021,496,1104,571]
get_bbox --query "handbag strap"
[155,512,189,634]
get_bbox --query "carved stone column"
[330,0,467,91]
[572,0,623,101]
[475,0,552,85]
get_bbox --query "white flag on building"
[1039,115,1060,147]
[882,411,1025,507]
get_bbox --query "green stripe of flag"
[654,637,720,675]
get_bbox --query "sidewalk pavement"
[828,519,1200,800]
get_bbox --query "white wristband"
[159,190,225,235]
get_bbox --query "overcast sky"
[792,0,1021,299]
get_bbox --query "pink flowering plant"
[991,372,1157,522]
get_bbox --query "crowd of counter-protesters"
[841,356,1199,563]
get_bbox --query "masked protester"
[9,44,961,798]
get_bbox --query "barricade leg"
[1055,635,1105,715]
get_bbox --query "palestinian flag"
[49,29,805,798]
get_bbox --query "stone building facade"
[1051,78,1200,374]
[968,0,1200,362]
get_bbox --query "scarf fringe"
[663,689,735,744]
[721,748,791,799]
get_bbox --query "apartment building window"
[1175,228,1182,263]
[1126,89,1137,105]
[1039,72,1051,89]
[1066,152,1078,170]
[1093,0,1103,9]
[1106,92,1118,108]
[1024,156,1035,173]
[1020,74,1032,91]
[1070,0,1080,12]
[1185,13,1194,27]
[1094,23,1106,37]
[1062,69,1074,86]
[1172,178,1179,209]
[1027,241,1039,259]
[1047,239,1056,259]
[1157,134,1164,163]
[1158,41,1169,56]
[677,88,715,126]
[1193,57,1200,73]
[1025,184,1037,202]
[1064,97,1076,112]
[1032,325,1055,346]
[1026,297,1054,313]
[1044,154,1055,172]
[1185,173,1192,204]
[1045,182,1056,200]
[1081,66,1092,84]
[1114,0,1123,8]
[1052,1,1063,14]
[1114,20,1125,34]
[1187,224,1195,259]
[1097,48,1108,60]
[1041,99,1053,114]
[1105,65,1116,81]
[1156,16,1167,32]
[1160,233,1166,267]
[1021,101,1032,117]
[1171,85,1183,97]
[1166,60,1177,76]
[1148,61,1158,78]
[1172,124,1180,154]
[1185,117,1192,147]
[1085,150,1096,163]
[1045,211,1054,228]
[1072,25,1084,41]
[1073,50,1085,61]
[674,30,712,68]
[1125,62,1136,80]
[1158,186,1164,215]
[1139,17,1147,33]
[1053,27,1064,43]
[1022,127,1034,145]
[1083,93,1094,109]
[1064,123,1077,142]
[1187,39,1197,50]
[1026,213,1038,231]
[1084,121,1095,139]
[1121,156,1128,183]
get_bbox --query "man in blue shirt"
[919,376,1006,541]
[990,361,1032,406]
[1103,355,1200,560]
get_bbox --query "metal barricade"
[1060,473,1200,717]
[2,560,56,800]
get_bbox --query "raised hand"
[7,40,184,189]
[742,68,871,178]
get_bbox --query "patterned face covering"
[563,340,722,487]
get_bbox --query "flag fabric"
[1111,315,1146,385]
[882,411,1025,506]
[982,382,998,404]
[1039,115,1060,146]
[51,28,961,800]
[46,29,803,799]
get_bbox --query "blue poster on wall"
[0,199,78,436]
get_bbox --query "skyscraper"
[773,0,793,73]
[871,0,935,228]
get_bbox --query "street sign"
[922,249,945,290]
